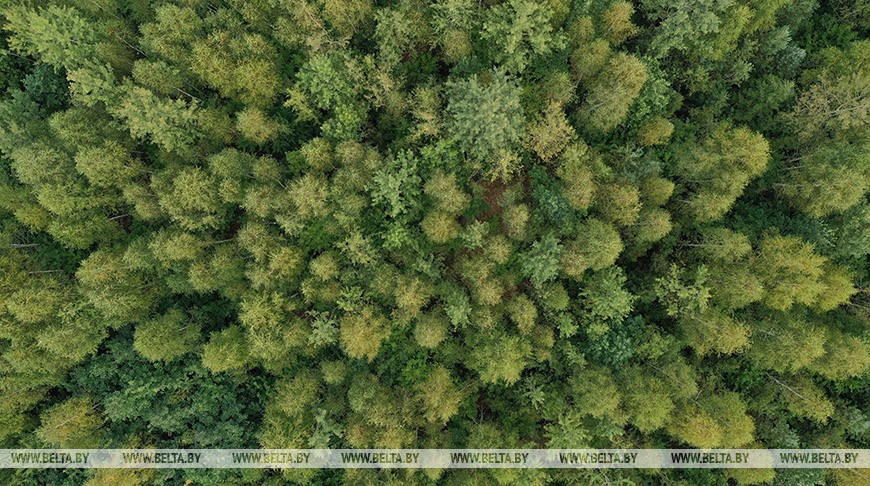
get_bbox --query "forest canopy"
[0,0,868,485]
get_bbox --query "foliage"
[0,2,867,484]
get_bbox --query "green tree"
[415,365,463,424]
[639,0,733,58]
[3,5,100,71]
[654,264,711,318]
[562,218,623,279]
[201,325,250,373]
[446,70,524,164]
[672,122,770,223]
[236,107,282,144]
[153,166,227,231]
[191,31,281,106]
[74,141,143,188]
[111,85,199,154]
[521,234,563,287]
[340,307,390,361]
[581,266,636,320]
[578,53,648,133]
[593,181,641,226]
[133,308,201,363]
[481,0,566,73]
[619,365,675,433]
[374,0,430,67]
[36,397,103,448]
[747,314,827,373]
[466,329,532,385]
[568,366,621,419]
[752,235,827,311]
[776,137,870,217]
[668,391,754,448]
[76,248,159,321]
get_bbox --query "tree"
[201,325,250,373]
[502,203,530,241]
[466,329,532,385]
[525,102,576,162]
[394,273,433,321]
[672,122,770,223]
[747,314,826,373]
[236,107,282,144]
[787,46,869,143]
[415,365,463,424]
[689,227,753,262]
[752,235,827,311]
[421,210,460,243]
[806,330,870,381]
[773,374,835,423]
[568,366,621,419]
[340,306,390,361]
[3,5,99,71]
[776,137,870,217]
[414,310,449,348]
[272,370,322,417]
[133,308,201,363]
[76,247,159,321]
[521,234,563,287]
[507,293,538,334]
[139,4,203,62]
[619,365,675,433]
[668,391,754,448]
[631,207,672,243]
[636,116,674,145]
[593,181,641,226]
[581,266,635,320]
[424,170,469,214]
[190,31,281,106]
[74,141,142,188]
[578,53,648,133]
[639,0,733,58]
[111,85,199,154]
[153,166,227,231]
[679,308,749,355]
[446,70,525,164]
[640,175,675,206]
[654,264,711,318]
[131,59,185,98]
[4,281,65,325]
[481,0,565,73]
[293,51,367,141]
[600,1,638,45]
[556,147,597,210]
[371,150,422,219]
[36,397,103,448]
[374,0,429,67]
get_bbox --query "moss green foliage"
[0,0,867,485]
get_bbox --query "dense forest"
[0,0,868,484]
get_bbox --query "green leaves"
[4,5,99,71]
[0,0,867,476]
[446,70,524,164]
[521,234,562,287]
[482,0,566,74]
[581,266,635,321]
[371,149,422,219]
[133,308,201,363]
[654,264,711,318]
[36,397,103,448]
[154,166,226,231]
[111,85,199,153]
[672,122,770,223]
